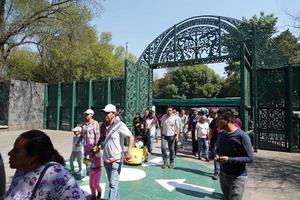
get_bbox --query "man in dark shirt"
[215,108,253,200]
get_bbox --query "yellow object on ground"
[125,147,149,165]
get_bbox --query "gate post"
[240,42,247,131]
[107,78,112,104]
[252,26,258,152]
[286,65,294,151]
[43,83,48,129]
[71,81,76,129]
[56,82,61,130]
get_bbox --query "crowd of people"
[0,104,253,200]
[133,106,253,200]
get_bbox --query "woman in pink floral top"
[0,130,85,200]
[82,109,100,157]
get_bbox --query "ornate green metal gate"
[137,15,252,132]
[124,60,152,126]
[256,65,300,151]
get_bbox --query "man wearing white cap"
[100,104,134,200]
[82,109,100,167]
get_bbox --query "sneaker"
[205,158,209,162]
[169,162,174,169]
[90,195,97,200]
[212,173,219,180]
[161,163,167,169]
[97,192,101,199]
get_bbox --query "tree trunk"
[0,49,6,80]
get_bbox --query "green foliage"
[6,3,136,83]
[274,29,300,64]
[153,65,224,99]
[241,12,278,38]
[6,49,39,81]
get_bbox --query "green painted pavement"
[66,156,222,199]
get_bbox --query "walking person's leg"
[75,151,82,173]
[145,130,151,154]
[168,135,176,168]
[203,138,209,161]
[197,138,202,160]
[69,151,75,172]
[212,143,220,180]
[105,161,122,200]
[161,136,168,168]
[89,169,96,198]
[191,128,198,156]
[220,173,231,200]
[149,136,155,154]
[94,167,102,199]
[229,175,247,200]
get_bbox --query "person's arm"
[175,117,179,141]
[125,134,134,160]
[195,124,199,140]
[227,133,253,164]
[218,132,253,164]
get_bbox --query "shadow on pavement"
[175,187,222,199]
[173,166,213,177]
[248,153,300,189]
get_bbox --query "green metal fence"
[45,60,151,131]
[45,78,126,131]
[256,65,300,152]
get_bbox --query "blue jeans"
[104,161,122,200]
[161,135,176,164]
[220,172,247,200]
[197,138,208,159]
[213,143,220,175]
[147,135,155,154]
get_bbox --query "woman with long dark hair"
[1,130,85,200]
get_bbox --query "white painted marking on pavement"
[142,157,163,167]
[119,168,146,181]
[156,179,215,194]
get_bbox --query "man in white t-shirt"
[160,106,179,169]
[100,104,134,200]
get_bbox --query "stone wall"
[8,80,45,130]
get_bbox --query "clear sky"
[91,0,300,77]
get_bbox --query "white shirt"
[102,119,132,163]
[161,114,179,136]
[145,118,156,136]
[196,122,209,138]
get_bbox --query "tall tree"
[154,65,224,99]
[0,0,104,79]
[274,29,300,64]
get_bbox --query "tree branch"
[1,0,72,44]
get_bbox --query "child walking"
[70,126,83,176]
[87,146,102,200]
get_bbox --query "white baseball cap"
[102,104,117,113]
[72,126,82,132]
[84,109,94,115]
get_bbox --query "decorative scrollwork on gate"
[138,15,243,68]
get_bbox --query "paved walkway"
[1,129,300,199]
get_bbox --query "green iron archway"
[125,15,300,152]
[41,15,298,151]
[126,15,253,133]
